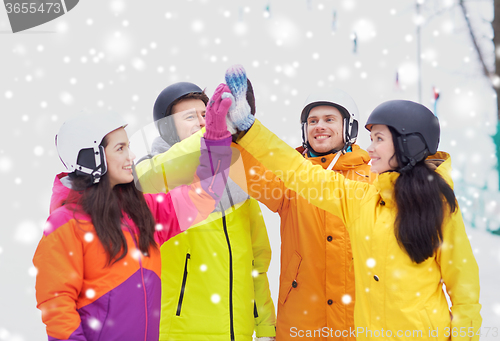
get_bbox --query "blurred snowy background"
[1,0,500,339]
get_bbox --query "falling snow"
[14,221,40,245]
[87,317,102,331]
[84,232,94,242]
[2,1,500,339]
[341,294,352,305]
[86,289,96,299]
[211,293,221,304]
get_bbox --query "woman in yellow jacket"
[224,65,481,341]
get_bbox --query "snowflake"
[341,294,352,304]
[28,266,38,277]
[131,249,142,260]
[0,157,13,172]
[211,293,221,304]
[493,304,500,316]
[60,92,74,105]
[366,258,376,268]
[191,20,204,33]
[88,317,102,331]
[132,58,146,71]
[33,146,44,156]
[14,221,39,244]
[86,288,96,299]
[84,232,94,242]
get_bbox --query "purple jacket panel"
[77,269,161,341]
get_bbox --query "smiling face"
[306,105,344,153]
[104,127,136,188]
[367,124,399,173]
[171,98,207,141]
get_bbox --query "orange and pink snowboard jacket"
[33,137,232,341]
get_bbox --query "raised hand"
[224,64,256,132]
[204,83,233,140]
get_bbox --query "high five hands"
[223,64,256,135]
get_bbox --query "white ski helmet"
[300,89,359,151]
[55,112,127,184]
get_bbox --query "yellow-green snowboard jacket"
[136,130,276,341]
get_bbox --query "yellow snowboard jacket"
[237,120,481,341]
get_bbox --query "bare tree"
[459,0,500,190]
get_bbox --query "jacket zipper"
[222,215,235,341]
[254,301,259,318]
[176,253,191,316]
[208,160,222,196]
[140,259,148,341]
[125,222,149,341]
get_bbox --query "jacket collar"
[151,135,173,155]
[296,144,370,171]
[50,173,76,213]
[372,151,452,208]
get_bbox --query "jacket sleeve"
[152,136,233,245]
[437,209,482,341]
[33,216,87,341]
[233,143,287,213]
[237,119,368,227]
[248,198,276,337]
[135,130,205,194]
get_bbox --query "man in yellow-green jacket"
[135,82,276,341]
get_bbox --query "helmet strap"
[301,122,308,149]
[305,141,340,157]
[74,145,107,184]
[326,151,343,171]
[91,146,107,183]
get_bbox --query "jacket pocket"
[278,251,302,305]
[418,309,439,340]
[176,253,190,316]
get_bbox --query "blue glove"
[224,64,256,132]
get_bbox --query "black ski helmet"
[153,82,205,146]
[365,100,440,169]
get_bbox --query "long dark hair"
[67,135,157,265]
[388,127,457,264]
